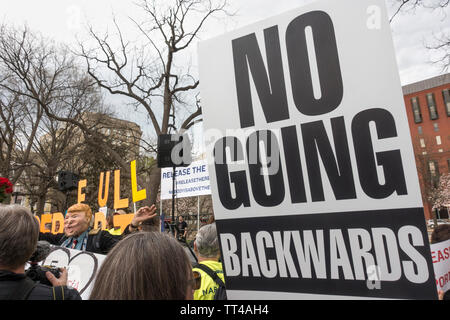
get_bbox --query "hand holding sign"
[131,205,157,227]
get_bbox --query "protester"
[175,215,188,241]
[192,223,226,300]
[122,205,158,234]
[106,212,122,236]
[39,203,120,255]
[89,232,199,299]
[0,205,81,300]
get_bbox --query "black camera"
[26,241,60,286]
[26,264,61,286]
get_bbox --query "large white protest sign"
[160,160,211,200]
[198,0,437,299]
[40,247,106,300]
[431,239,450,293]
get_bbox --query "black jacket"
[39,229,121,255]
[0,270,81,300]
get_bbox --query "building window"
[426,93,438,120]
[418,126,423,134]
[442,88,450,116]
[428,161,438,175]
[428,160,440,188]
[433,123,439,132]
[420,138,426,148]
[436,136,442,145]
[447,159,450,170]
[411,97,422,123]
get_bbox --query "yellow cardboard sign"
[43,160,147,235]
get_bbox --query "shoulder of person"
[39,232,65,245]
[88,228,101,236]
[88,229,120,244]
[203,260,223,269]
[92,229,121,254]
[29,284,82,300]
[101,229,122,239]
[89,229,121,237]
[88,229,117,238]
[193,261,221,273]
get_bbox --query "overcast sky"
[2,0,449,151]
[2,0,449,82]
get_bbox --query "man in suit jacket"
[40,203,159,255]
[39,203,120,255]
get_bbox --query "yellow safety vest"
[107,228,122,235]
[193,260,225,300]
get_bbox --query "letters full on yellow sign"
[37,212,134,235]
[35,160,147,234]
[77,160,147,209]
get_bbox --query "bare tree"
[429,173,450,211]
[0,25,136,173]
[389,0,450,69]
[0,24,148,213]
[18,106,85,214]
[389,0,450,21]
[427,32,450,72]
[0,79,44,185]
[0,25,78,191]
[78,0,230,205]
[0,86,26,180]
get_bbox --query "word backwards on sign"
[198,0,437,299]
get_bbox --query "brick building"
[402,73,450,220]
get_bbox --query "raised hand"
[131,205,157,226]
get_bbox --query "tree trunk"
[146,167,161,207]
[36,192,47,215]
[433,208,438,226]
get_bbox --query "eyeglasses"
[188,271,201,291]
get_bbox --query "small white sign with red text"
[41,246,106,299]
[431,239,450,293]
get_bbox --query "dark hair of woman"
[90,232,194,300]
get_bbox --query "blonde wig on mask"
[67,203,93,222]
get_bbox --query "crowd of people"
[1,202,449,300]
[0,203,225,300]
